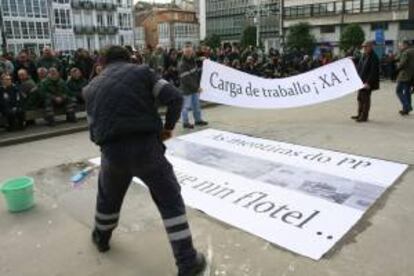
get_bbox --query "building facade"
[205,0,282,50]
[52,0,76,52]
[283,0,413,54]
[0,0,52,54]
[71,0,134,51]
[0,0,134,54]
[194,0,206,40]
[135,4,199,50]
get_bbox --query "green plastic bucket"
[1,177,35,212]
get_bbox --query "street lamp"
[0,7,7,54]
[245,0,270,48]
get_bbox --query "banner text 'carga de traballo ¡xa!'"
[200,58,364,109]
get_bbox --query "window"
[40,0,47,17]
[28,22,36,39]
[25,0,33,17]
[321,25,336,33]
[55,10,60,26]
[118,14,122,28]
[73,11,81,26]
[66,10,71,27]
[84,12,93,26]
[97,14,104,26]
[400,20,414,30]
[60,9,66,27]
[390,0,400,9]
[2,0,10,16]
[371,22,389,30]
[36,22,43,39]
[399,0,408,8]
[336,1,344,13]
[380,0,391,10]
[18,0,26,17]
[43,23,49,38]
[107,14,113,26]
[33,0,40,18]
[10,0,18,16]
[13,21,21,39]
[21,22,29,39]
[363,0,380,12]
[4,21,13,39]
[345,0,361,13]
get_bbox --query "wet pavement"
[0,81,413,276]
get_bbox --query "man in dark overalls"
[83,46,206,276]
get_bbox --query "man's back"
[83,63,163,146]
[397,47,414,82]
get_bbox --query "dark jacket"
[357,51,380,91]
[83,62,183,146]
[0,85,24,115]
[73,57,95,80]
[178,56,201,95]
[38,78,72,99]
[13,60,38,82]
[67,78,88,99]
[36,56,62,71]
[396,47,414,82]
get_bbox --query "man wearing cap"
[83,46,206,276]
[395,40,414,116]
[352,40,380,122]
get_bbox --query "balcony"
[81,1,94,10]
[95,26,119,35]
[95,2,105,10]
[71,0,81,9]
[73,25,95,34]
[108,26,119,34]
[103,3,117,11]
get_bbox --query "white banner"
[200,58,364,109]
[89,129,408,260]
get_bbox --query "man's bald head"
[18,69,29,81]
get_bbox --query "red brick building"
[134,3,199,49]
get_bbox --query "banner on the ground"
[90,129,408,260]
[200,58,364,109]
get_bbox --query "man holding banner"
[178,42,208,129]
[352,41,380,123]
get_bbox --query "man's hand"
[198,87,203,93]
[161,129,173,141]
[364,83,370,90]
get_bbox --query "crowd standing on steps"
[1,40,413,132]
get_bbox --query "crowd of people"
[0,40,412,132]
[0,47,104,130]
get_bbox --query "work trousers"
[181,93,202,125]
[44,95,76,117]
[95,135,197,270]
[396,81,412,113]
[357,89,372,120]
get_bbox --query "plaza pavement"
[0,81,413,276]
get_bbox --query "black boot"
[66,112,78,123]
[178,252,206,276]
[45,116,56,127]
[91,229,111,253]
[195,121,208,126]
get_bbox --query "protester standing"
[83,46,206,276]
[395,41,414,116]
[352,41,380,123]
[0,74,25,131]
[39,67,77,126]
[13,51,38,83]
[178,42,208,129]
